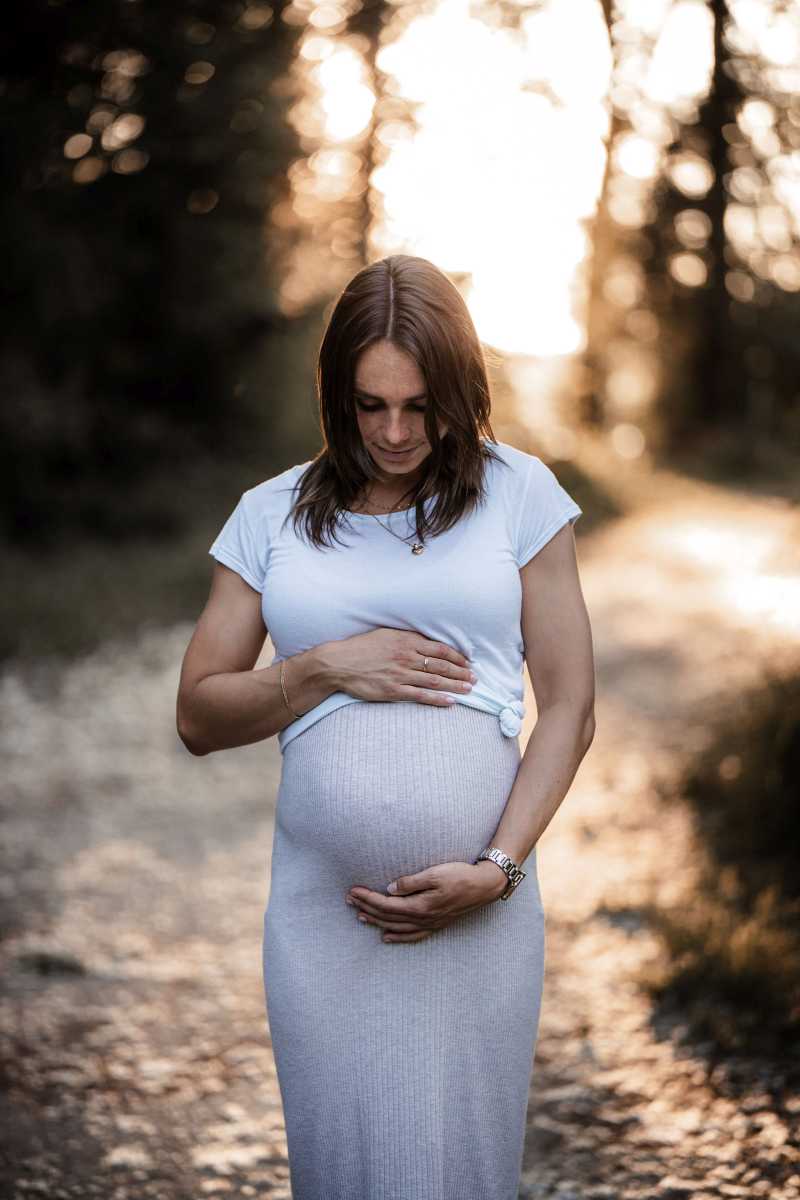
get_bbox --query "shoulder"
[482,439,545,493]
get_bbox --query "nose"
[383,414,411,445]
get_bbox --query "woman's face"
[353,339,446,485]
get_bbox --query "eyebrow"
[353,388,428,402]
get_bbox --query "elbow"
[176,706,211,757]
[178,724,210,757]
[182,734,211,757]
[581,706,597,751]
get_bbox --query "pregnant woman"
[177,254,596,1200]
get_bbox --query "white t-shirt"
[209,439,582,754]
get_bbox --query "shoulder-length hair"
[285,254,506,551]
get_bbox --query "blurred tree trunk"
[581,0,617,429]
[346,0,392,267]
[694,0,738,427]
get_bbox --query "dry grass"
[634,667,800,1052]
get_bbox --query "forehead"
[354,340,426,399]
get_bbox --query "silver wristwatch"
[475,846,527,901]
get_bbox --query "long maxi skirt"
[262,700,547,1200]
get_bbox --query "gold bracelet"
[280,659,302,720]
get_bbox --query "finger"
[350,897,431,921]
[409,669,473,694]
[402,649,474,688]
[413,654,476,686]
[348,886,395,904]
[386,870,443,897]
[415,638,471,672]
[352,897,432,925]
[349,887,430,916]
[357,914,426,933]
[393,683,460,708]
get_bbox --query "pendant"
[411,543,424,555]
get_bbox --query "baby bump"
[274,700,522,892]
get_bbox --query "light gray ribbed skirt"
[263,701,546,1200]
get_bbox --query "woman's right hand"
[323,628,477,706]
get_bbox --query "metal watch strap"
[475,846,527,901]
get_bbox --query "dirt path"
[520,485,800,1200]
[1,471,798,1200]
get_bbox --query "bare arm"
[476,519,596,894]
[176,563,340,755]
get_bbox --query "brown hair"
[285,253,506,551]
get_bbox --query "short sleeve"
[208,489,269,593]
[514,456,582,568]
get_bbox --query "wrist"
[473,859,509,902]
[309,640,343,692]
[271,645,339,719]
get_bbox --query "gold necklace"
[368,511,425,555]
[351,488,426,554]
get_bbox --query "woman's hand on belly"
[345,860,508,942]
[322,628,477,708]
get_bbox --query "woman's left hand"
[346,860,507,942]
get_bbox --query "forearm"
[481,700,595,890]
[180,642,341,756]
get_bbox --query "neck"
[352,490,411,515]
[372,463,426,491]
[355,463,428,513]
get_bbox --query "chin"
[383,457,417,470]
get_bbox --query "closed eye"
[355,398,427,413]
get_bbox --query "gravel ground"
[1,475,799,1199]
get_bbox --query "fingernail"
[387,882,397,894]
[469,672,478,683]
[358,914,368,923]
[345,896,353,905]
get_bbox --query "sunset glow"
[372,0,611,356]
[278,0,800,443]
